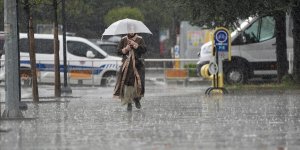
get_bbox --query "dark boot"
[127,103,132,111]
[133,98,141,109]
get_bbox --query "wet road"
[0,82,300,150]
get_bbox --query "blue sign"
[214,29,229,52]
[174,45,180,58]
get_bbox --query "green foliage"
[184,63,197,68]
[281,74,295,86]
[225,74,300,89]
[20,0,45,5]
[66,0,94,16]
[181,0,293,29]
[104,7,144,26]
[184,63,197,77]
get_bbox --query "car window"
[67,41,105,59]
[99,44,118,56]
[20,39,54,54]
[259,16,275,41]
[244,19,259,44]
[243,16,275,44]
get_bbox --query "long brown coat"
[113,35,147,99]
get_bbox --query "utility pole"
[2,0,23,118]
[61,0,72,94]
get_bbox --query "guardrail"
[0,58,201,86]
[144,59,199,84]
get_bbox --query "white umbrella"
[102,18,152,35]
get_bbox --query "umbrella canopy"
[102,18,152,35]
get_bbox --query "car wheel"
[224,64,248,84]
[100,72,117,87]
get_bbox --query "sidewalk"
[1,84,300,150]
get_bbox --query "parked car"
[197,14,294,84]
[0,33,122,86]
[96,40,118,56]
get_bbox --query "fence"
[0,58,202,87]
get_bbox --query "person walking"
[113,32,147,111]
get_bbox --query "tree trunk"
[53,0,61,97]
[274,11,288,83]
[24,0,39,102]
[292,2,300,84]
[29,18,39,102]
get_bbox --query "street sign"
[214,29,228,52]
[174,45,180,68]
[205,27,231,95]
[213,27,231,60]
[174,45,180,58]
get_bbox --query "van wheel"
[224,64,248,84]
[100,72,117,87]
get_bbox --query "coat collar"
[126,34,138,41]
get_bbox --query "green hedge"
[184,64,198,77]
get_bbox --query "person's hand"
[128,40,139,49]
[125,44,131,50]
[122,44,131,54]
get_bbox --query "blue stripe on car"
[20,60,117,75]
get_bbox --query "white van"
[0,33,121,86]
[197,15,294,84]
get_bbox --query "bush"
[184,64,197,77]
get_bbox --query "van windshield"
[231,17,254,38]
[243,16,275,44]
[260,16,275,41]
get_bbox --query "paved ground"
[1,81,300,150]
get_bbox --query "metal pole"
[91,61,94,86]
[18,0,27,109]
[61,0,72,94]
[2,0,23,118]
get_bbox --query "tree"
[181,0,258,29]
[2,0,193,60]
[138,0,191,58]
[53,0,60,97]
[21,0,41,102]
[291,1,300,83]
[274,11,288,83]
[104,7,144,26]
